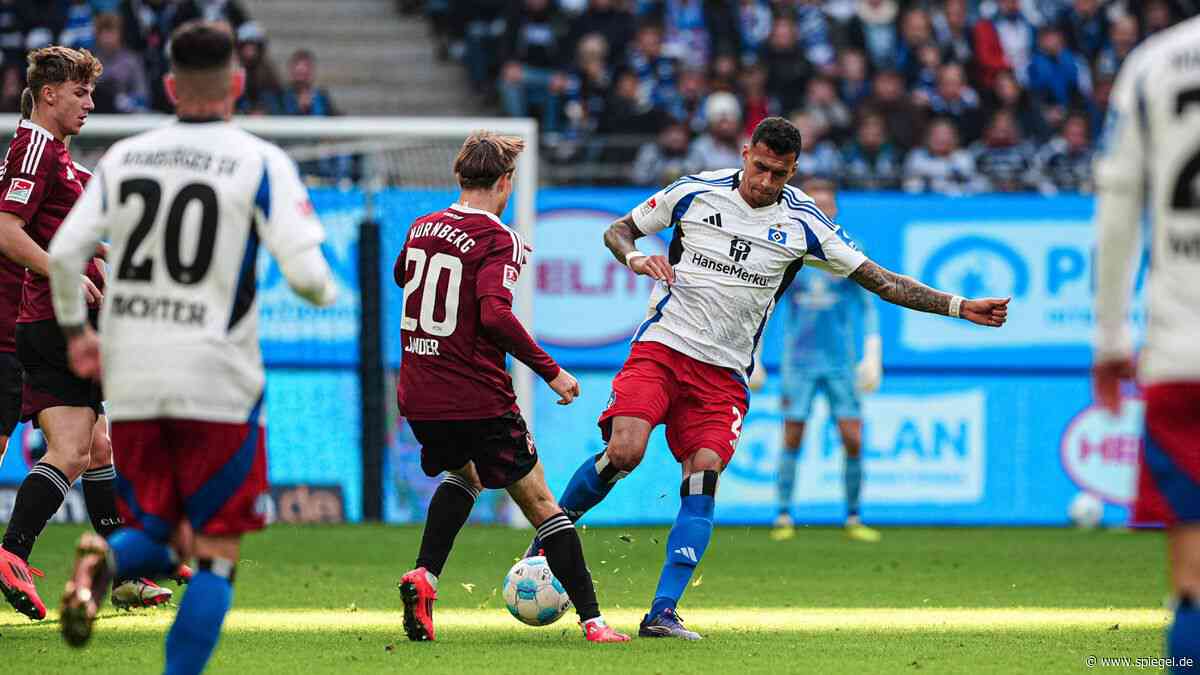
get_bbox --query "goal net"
[0,114,538,525]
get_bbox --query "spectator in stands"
[789,110,842,182]
[895,7,934,86]
[92,13,149,114]
[686,91,742,172]
[865,68,926,151]
[632,119,692,186]
[0,64,21,114]
[59,0,97,50]
[235,20,282,116]
[626,22,681,117]
[803,75,853,144]
[932,0,973,66]
[794,0,836,72]
[673,66,709,134]
[971,3,1010,90]
[762,15,813,115]
[1056,0,1109,62]
[1036,112,1093,194]
[562,34,612,141]
[0,0,28,67]
[985,0,1037,84]
[1026,24,1092,135]
[174,0,250,32]
[985,68,1047,141]
[567,0,636,65]
[924,62,985,145]
[971,110,1039,192]
[909,42,944,101]
[708,52,738,94]
[1095,13,1137,81]
[281,49,340,117]
[598,68,666,167]
[841,112,903,190]
[739,62,780,138]
[498,0,568,133]
[459,0,508,95]
[737,0,773,64]
[659,0,712,70]
[844,0,899,72]
[1140,0,1179,37]
[118,0,179,112]
[837,49,871,109]
[903,118,987,195]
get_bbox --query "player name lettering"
[404,336,441,356]
[407,221,477,253]
[111,293,206,325]
[120,148,240,176]
[1168,233,1200,259]
[690,252,769,287]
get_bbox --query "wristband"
[624,250,648,268]
[949,295,964,318]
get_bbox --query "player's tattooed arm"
[605,213,674,284]
[849,260,1009,327]
[850,260,951,315]
[602,214,642,262]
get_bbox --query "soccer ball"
[1068,491,1104,529]
[502,556,571,626]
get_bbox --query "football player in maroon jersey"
[396,132,627,643]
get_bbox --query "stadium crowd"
[0,1,340,122]
[422,0,1199,193]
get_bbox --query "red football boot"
[0,545,46,620]
[582,617,631,643]
[399,567,438,641]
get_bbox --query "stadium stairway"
[243,0,487,116]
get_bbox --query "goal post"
[9,114,540,522]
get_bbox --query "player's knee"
[783,423,804,450]
[605,433,647,473]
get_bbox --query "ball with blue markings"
[502,556,571,626]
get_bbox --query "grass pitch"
[1,524,1170,673]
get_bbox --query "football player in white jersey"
[45,21,336,669]
[526,117,1009,640]
[1093,16,1200,671]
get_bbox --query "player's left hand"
[67,326,101,380]
[961,297,1010,327]
[1092,357,1136,415]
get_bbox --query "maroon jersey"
[0,256,20,352]
[0,120,104,325]
[396,204,545,421]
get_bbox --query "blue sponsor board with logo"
[534,371,1137,526]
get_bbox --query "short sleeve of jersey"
[475,228,525,303]
[255,145,325,262]
[0,133,56,225]
[630,185,680,236]
[795,207,867,277]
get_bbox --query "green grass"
[0,524,1174,673]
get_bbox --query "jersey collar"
[19,119,53,140]
[449,202,504,226]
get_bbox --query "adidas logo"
[701,213,723,228]
[673,546,698,563]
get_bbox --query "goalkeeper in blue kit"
[761,178,882,543]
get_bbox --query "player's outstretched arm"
[849,260,1009,327]
[604,213,674,284]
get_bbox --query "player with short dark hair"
[530,115,1008,640]
[48,21,337,671]
[395,131,628,644]
[1093,16,1200,670]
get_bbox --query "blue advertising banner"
[533,370,1138,527]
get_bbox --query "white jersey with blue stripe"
[629,169,867,377]
[47,120,325,422]
[1095,16,1200,384]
